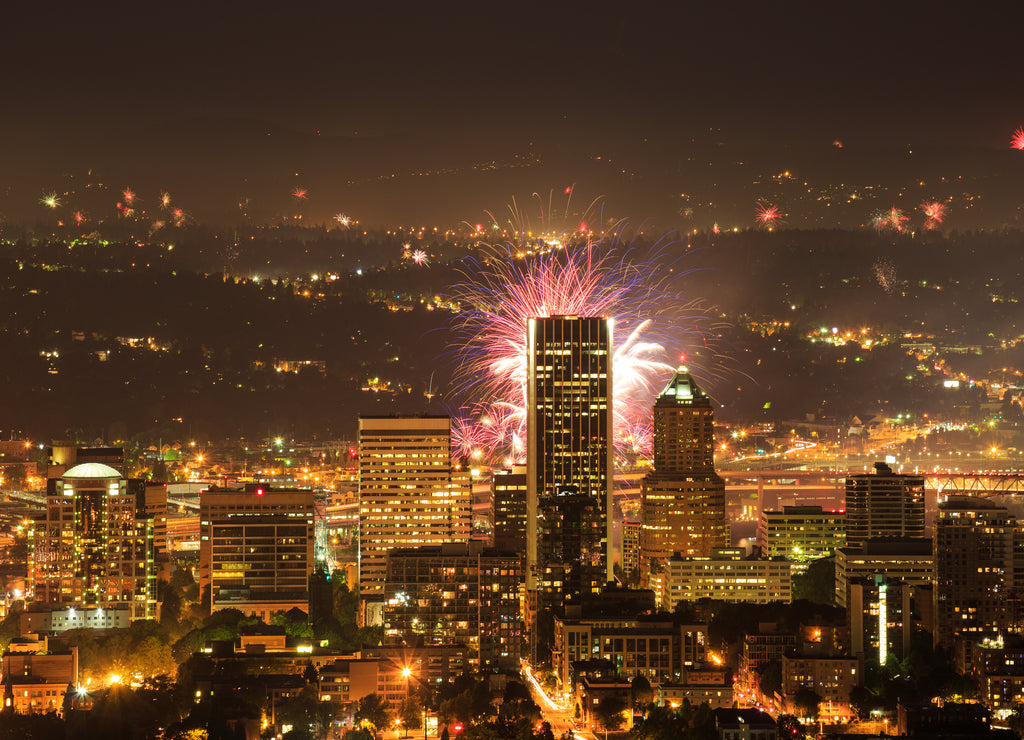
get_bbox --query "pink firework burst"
[1012,127,1024,151]
[291,187,309,200]
[411,249,430,266]
[886,206,909,232]
[755,202,781,228]
[73,211,86,225]
[448,220,724,464]
[920,201,946,228]
[122,187,137,205]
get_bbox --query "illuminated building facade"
[845,462,925,547]
[491,465,528,553]
[526,316,613,602]
[621,520,641,579]
[934,496,1017,647]
[640,368,727,571]
[551,615,680,687]
[199,485,315,621]
[382,541,521,670]
[834,538,934,608]
[28,463,156,619]
[847,576,913,664]
[358,416,471,596]
[660,548,791,609]
[758,505,846,564]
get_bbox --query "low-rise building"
[757,506,846,567]
[552,615,679,688]
[780,653,862,723]
[1,642,78,715]
[660,548,791,609]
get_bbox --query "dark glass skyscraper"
[526,315,613,604]
[845,462,925,547]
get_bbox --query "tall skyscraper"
[358,416,471,596]
[199,484,315,621]
[526,316,613,604]
[845,462,925,547]
[934,496,1017,647]
[28,463,156,619]
[640,367,727,571]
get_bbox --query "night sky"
[2,2,1020,227]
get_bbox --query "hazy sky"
[2,2,1019,225]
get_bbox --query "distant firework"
[448,200,725,464]
[40,192,61,209]
[122,187,136,205]
[334,213,351,227]
[921,201,946,228]
[873,259,897,294]
[291,187,309,200]
[160,191,172,209]
[755,202,781,229]
[411,249,429,266]
[1012,127,1024,150]
[871,207,909,232]
[73,211,85,225]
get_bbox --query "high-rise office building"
[358,416,471,596]
[28,463,156,619]
[199,484,315,621]
[526,315,613,606]
[640,368,727,571]
[491,465,528,553]
[934,496,1017,647]
[845,462,925,547]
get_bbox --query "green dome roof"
[62,462,122,479]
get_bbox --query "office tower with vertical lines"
[640,367,727,574]
[358,416,471,596]
[526,315,613,611]
[845,462,925,547]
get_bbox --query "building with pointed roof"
[640,368,727,574]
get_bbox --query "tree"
[790,557,835,605]
[758,661,782,700]
[399,695,424,738]
[630,676,654,716]
[593,695,628,735]
[355,692,391,731]
[792,688,821,720]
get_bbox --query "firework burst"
[873,259,897,294]
[448,209,723,464]
[160,191,172,209]
[921,200,946,229]
[754,202,781,229]
[40,192,61,209]
[1012,127,1024,151]
[334,213,351,227]
[122,187,137,205]
[411,249,430,266]
[871,206,909,232]
[291,187,309,200]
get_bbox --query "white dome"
[62,462,122,479]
